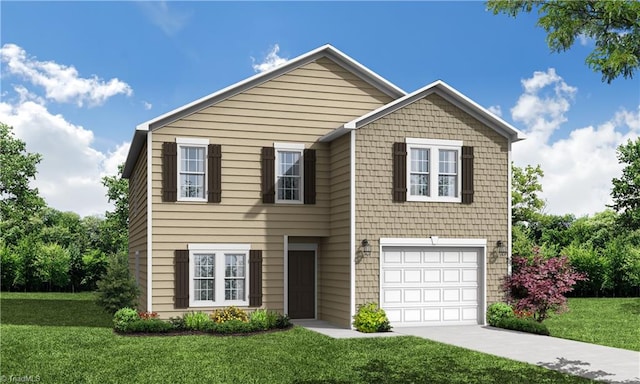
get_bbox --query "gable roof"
[320,80,526,143]
[122,45,406,177]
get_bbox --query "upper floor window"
[274,143,305,204]
[407,138,462,202]
[176,138,209,201]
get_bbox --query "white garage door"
[381,247,482,326]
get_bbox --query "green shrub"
[212,319,258,334]
[210,306,249,323]
[113,307,140,332]
[486,302,514,326]
[495,317,550,336]
[250,309,269,330]
[96,252,140,314]
[275,313,291,329]
[183,311,212,331]
[353,303,392,333]
[168,316,186,330]
[126,319,174,333]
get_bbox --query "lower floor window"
[189,244,250,307]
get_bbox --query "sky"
[1,1,638,218]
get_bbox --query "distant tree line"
[0,122,128,292]
[511,138,640,297]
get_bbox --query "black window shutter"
[249,250,263,307]
[462,146,474,204]
[303,149,316,205]
[174,250,189,309]
[393,142,407,202]
[162,142,178,202]
[261,147,275,204]
[208,144,222,203]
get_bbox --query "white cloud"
[0,100,130,217]
[143,101,153,110]
[487,105,502,117]
[138,1,191,36]
[251,44,289,73]
[511,68,577,143]
[511,69,639,217]
[0,43,132,107]
[0,44,132,216]
[577,33,592,46]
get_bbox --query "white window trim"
[188,243,251,308]
[406,138,462,203]
[274,142,305,204]
[176,137,209,202]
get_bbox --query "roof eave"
[122,129,148,179]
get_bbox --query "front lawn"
[0,293,593,383]
[545,297,640,351]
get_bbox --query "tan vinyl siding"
[319,133,352,327]
[149,57,392,318]
[354,94,509,307]
[128,141,148,311]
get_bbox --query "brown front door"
[288,250,315,319]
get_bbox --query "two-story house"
[122,44,524,328]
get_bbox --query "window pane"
[439,150,457,174]
[180,174,205,198]
[225,279,245,301]
[194,254,214,277]
[410,174,429,196]
[411,148,429,173]
[225,254,245,277]
[438,175,457,197]
[194,279,214,301]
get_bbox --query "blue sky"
[1,1,638,217]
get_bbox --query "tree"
[96,252,139,314]
[487,0,640,83]
[504,252,587,322]
[0,122,45,246]
[101,164,129,255]
[512,164,545,225]
[611,138,640,229]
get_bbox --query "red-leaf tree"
[504,250,587,322]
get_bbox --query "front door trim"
[284,241,317,319]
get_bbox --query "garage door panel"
[384,251,402,263]
[442,269,460,282]
[442,289,460,302]
[443,252,460,263]
[384,289,402,303]
[424,252,440,263]
[462,251,478,263]
[462,288,477,302]
[462,269,477,282]
[384,269,402,283]
[462,307,478,320]
[404,251,421,263]
[404,269,421,283]
[381,246,482,327]
[404,289,422,302]
[424,289,440,302]
[424,270,440,282]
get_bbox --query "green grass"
[0,293,594,384]
[545,297,640,351]
[1,291,112,327]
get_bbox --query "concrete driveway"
[294,320,640,383]
[395,326,640,384]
